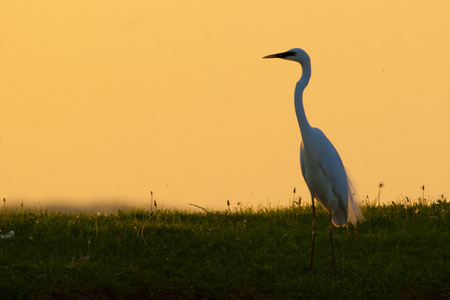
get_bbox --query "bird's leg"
[309,196,316,275]
[329,212,336,278]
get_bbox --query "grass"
[0,200,449,299]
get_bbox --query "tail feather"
[346,171,365,225]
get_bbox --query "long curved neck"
[295,59,312,137]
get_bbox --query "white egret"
[263,48,364,277]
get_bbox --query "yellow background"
[1,1,449,210]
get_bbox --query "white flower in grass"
[1,231,14,239]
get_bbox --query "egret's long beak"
[263,51,295,59]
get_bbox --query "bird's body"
[300,128,349,226]
[264,48,364,276]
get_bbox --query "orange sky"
[1,1,449,210]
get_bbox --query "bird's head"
[263,48,310,64]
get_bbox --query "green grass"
[0,201,449,299]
